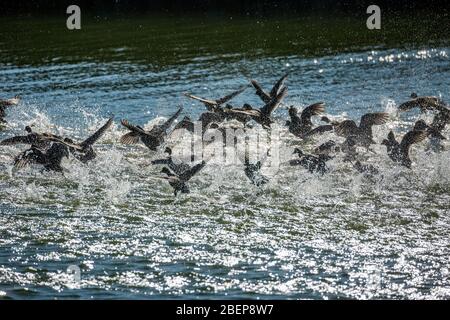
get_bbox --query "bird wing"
[80,116,114,148]
[0,135,31,145]
[250,79,271,103]
[120,132,140,144]
[121,119,148,135]
[269,73,288,98]
[151,158,171,165]
[399,130,427,154]
[42,136,83,150]
[184,93,217,107]
[260,86,287,116]
[300,102,325,126]
[13,148,42,168]
[215,86,247,105]
[303,125,333,138]
[398,100,419,112]
[359,112,389,129]
[157,106,183,133]
[180,161,206,181]
[335,120,359,137]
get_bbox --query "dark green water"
[0,14,449,299]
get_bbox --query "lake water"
[0,15,449,299]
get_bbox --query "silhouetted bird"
[63,117,114,163]
[151,146,192,175]
[160,161,206,196]
[334,112,389,148]
[381,130,427,168]
[120,107,182,151]
[398,93,446,113]
[230,87,287,128]
[286,103,332,138]
[289,148,331,175]
[184,86,247,112]
[251,73,288,104]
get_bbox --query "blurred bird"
[120,107,182,151]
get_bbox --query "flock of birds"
[1,74,449,195]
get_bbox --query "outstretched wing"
[399,130,427,155]
[158,106,183,133]
[14,148,42,169]
[251,79,271,103]
[360,112,389,129]
[184,93,217,107]
[335,120,359,137]
[80,116,114,148]
[269,73,288,98]
[300,102,325,126]
[180,161,206,181]
[215,86,247,105]
[398,100,419,112]
[121,119,147,135]
[260,86,287,116]
[0,135,31,145]
[303,125,333,138]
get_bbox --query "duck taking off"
[335,112,390,148]
[160,160,207,196]
[184,86,247,112]
[286,103,333,138]
[151,146,192,175]
[63,116,114,163]
[0,96,20,123]
[120,107,182,151]
[289,148,332,175]
[381,130,427,168]
[398,93,446,113]
[229,87,287,129]
[251,73,288,104]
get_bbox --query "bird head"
[321,116,331,123]
[288,106,297,117]
[410,92,418,99]
[293,148,303,156]
[413,120,428,131]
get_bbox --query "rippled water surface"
[0,15,449,299]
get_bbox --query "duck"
[381,130,427,168]
[160,160,207,196]
[120,107,182,151]
[0,126,69,150]
[286,103,333,138]
[242,149,269,186]
[63,117,114,163]
[184,86,247,113]
[229,87,287,129]
[251,73,288,104]
[398,93,446,113]
[0,96,20,123]
[13,142,74,172]
[313,140,340,156]
[151,146,192,175]
[289,148,331,175]
[334,112,390,148]
[352,160,379,176]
